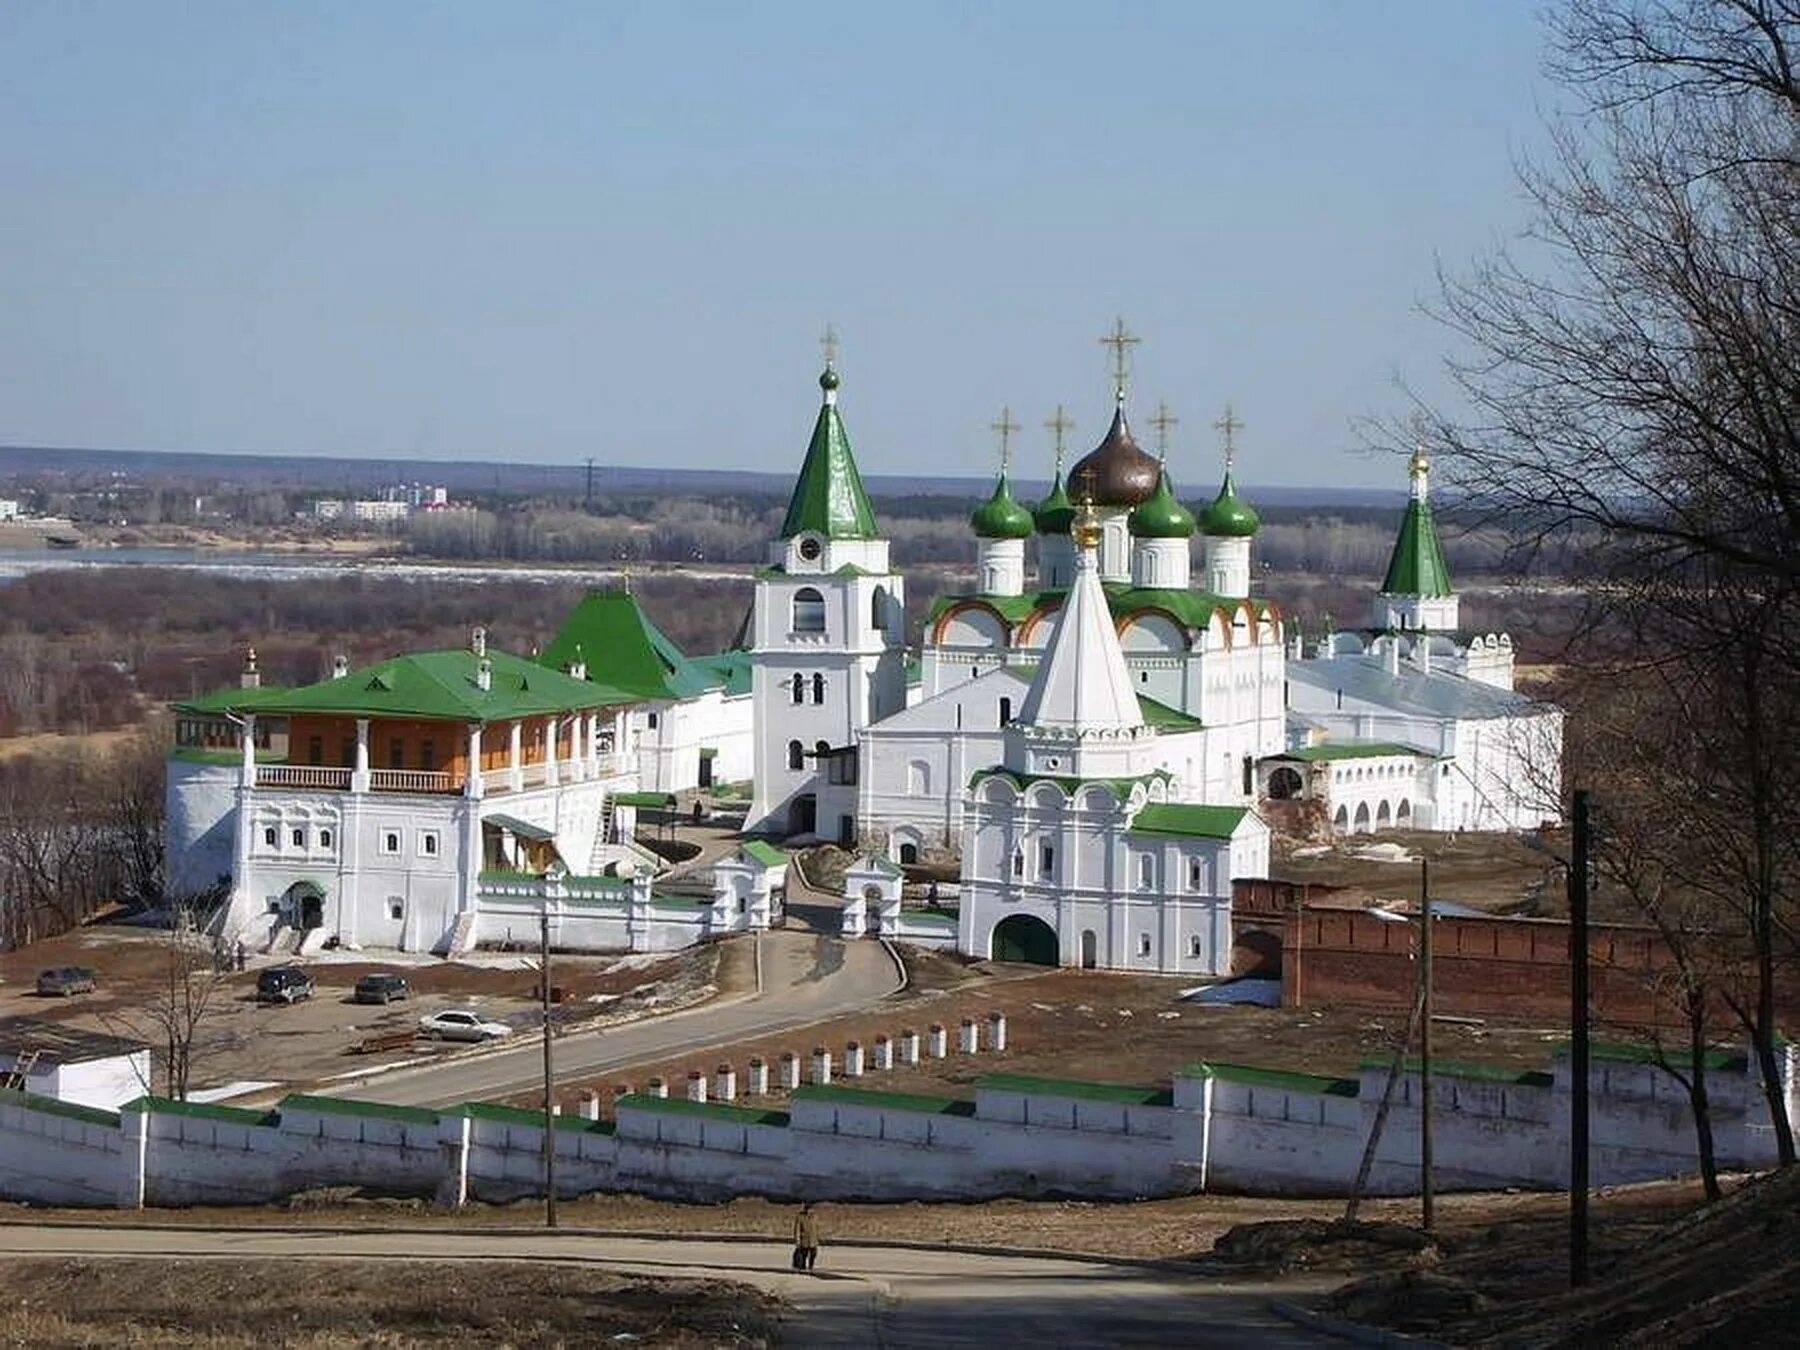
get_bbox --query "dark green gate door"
[992,914,1058,966]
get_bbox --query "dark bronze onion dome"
[1068,405,1160,508]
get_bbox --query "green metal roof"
[173,682,294,716]
[1128,802,1251,840]
[543,590,716,701]
[976,1074,1172,1106]
[613,790,675,808]
[1269,742,1428,763]
[970,472,1035,540]
[780,368,880,540]
[1183,1062,1360,1097]
[614,1092,789,1127]
[740,840,790,868]
[795,1083,974,1115]
[1128,470,1197,539]
[1379,497,1454,597]
[182,649,633,726]
[683,648,752,697]
[970,767,1172,798]
[1137,695,1203,731]
[483,812,554,842]
[928,584,1278,635]
[1199,469,1260,538]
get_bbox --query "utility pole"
[584,457,595,512]
[1570,789,1592,1286]
[1419,857,1434,1234]
[541,904,558,1229]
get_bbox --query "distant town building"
[0,499,21,521]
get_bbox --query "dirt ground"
[0,921,742,1097]
[0,1257,780,1348]
[1273,828,1566,915]
[534,955,1570,1110]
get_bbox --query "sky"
[0,2,1552,489]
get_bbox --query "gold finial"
[1072,467,1103,550]
[1099,317,1140,404]
[820,323,840,370]
[1045,405,1074,473]
[1410,442,1429,476]
[1213,404,1244,470]
[1148,402,1179,462]
[990,405,1020,472]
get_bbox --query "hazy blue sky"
[0,3,1550,488]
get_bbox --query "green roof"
[977,1074,1172,1106]
[174,683,295,716]
[543,591,715,702]
[970,767,1172,799]
[928,585,1278,636]
[184,649,634,726]
[685,648,752,697]
[1034,470,1075,535]
[1128,470,1197,539]
[482,812,555,842]
[1137,695,1203,731]
[0,1087,121,1127]
[1269,742,1428,763]
[1358,1058,1556,1088]
[1380,497,1454,597]
[121,1096,279,1126]
[278,1093,440,1125]
[1129,802,1251,840]
[794,1083,974,1115]
[615,1092,789,1127]
[780,368,879,540]
[1184,1062,1361,1097]
[1574,1041,1748,1073]
[614,790,676,808]
[740,840,790,868]
[1200,469,1260,538]
[970,472,1035,540]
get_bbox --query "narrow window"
[291,827,305,848]
[1011,848,1024,878]
[388,897,404,921]
[1189,935,1204,959]
[998,697,1011,727]
[388,738,404,769]
[383,831,401,854]
[646,711,659,729]
[791,674,805,705]
[1040,843,1055,878]
[320,828,333,850]
[787,739,804,771]
[1189,858,1203,891]
[812,672,826,705]
[1241,755,1254,795]
[263,826,277,847]
[1138,854,1155,889]
[420,831,439,857]
[1138,932,1152,957]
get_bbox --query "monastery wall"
[2,1041,1788,1210]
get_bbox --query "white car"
[418,1009,513,1043]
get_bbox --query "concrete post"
[434,1110,472,1211]
[844,1041,864,1077]
[579,1090,600,1121]
[352,717,371,793]
[714,1063,737,1102]
[545,716,560,787]
[686,1070,707,1103]
[872,1035,893,1071]
[613,1083,633,1111]
[810,1047,833,1085]
[746,1057,769,1097]
[509,720,524,792]
[900,1029,921,1067]
[117,1103,149,1209]
[465,725,484,799]
[647,1077,667,1099]
[959,1018,980,1054]
[779,1052,801,1091]
[989,1012,1008,1052]
[928,1024,948,1059]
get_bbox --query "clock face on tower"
[797,536,822,562]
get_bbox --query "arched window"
[871,585,888,632]
[1138,853,1155,890]
[815,739,831,761]
[792,587,826,634]
[998,697,1012,726]
[786,739,804,771]
[812,673,825,705]
[791,674,805,705]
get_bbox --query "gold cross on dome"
[819,323,840,370]
[990,406,1020,471]
[1213,404,1244,469]
[1045,405,1074,471]
[1099,317,1140,402]
[1075,465,1099,506]
[1148,402,1179,460]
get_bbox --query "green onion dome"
[1128,470,1196,539]
[1034,471,1076,535]
[1200,469,1260,538]
[970,473,1035,539]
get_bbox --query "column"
[352,718,371,793]
[587,712,603,773]
[567,714,586,783]
[508,721,523,793]
[238,713,257,788]
[545,717,560,787]
[465,725,484,800]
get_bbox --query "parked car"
[418,1008,512,1042]
[256,964,315,1005]
[36,966,97,997]
[353,972,411,1005]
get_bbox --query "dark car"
[353,972,411,1005]
[256,964,314,1005]
[36,966,97,997]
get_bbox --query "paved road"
[328,928,901,1107]
[0,1224,1344,1347]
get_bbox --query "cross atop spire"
[1099,317,1140,404]
[1148,402,1179,461]
[1045,405,1074,472]
[819,323,840,371]
[1213,404,1244,470]
[990,406,1020,471]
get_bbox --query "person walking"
[792,1202,821,1273]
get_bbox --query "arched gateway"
[991,913,1058,966]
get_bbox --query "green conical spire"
[780,364,879,540]
[971,472,1034,539]
[1199,469,1259,538]
[1379,451,1453,597]
[1128,469,1196,539]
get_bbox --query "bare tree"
[103,888,233,1101]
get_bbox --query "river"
[0,548,752,587]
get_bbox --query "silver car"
[418,1008,512,1042]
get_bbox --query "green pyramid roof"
[1380,497,1454,598]
[1034,471,1075,535]
[779,367,880,541]
[542,591,717,701]
[971,473,1035,539]
[1199,470,1259,538]
[1128,470,1196,539]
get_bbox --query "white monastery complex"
[163,327,1564,973]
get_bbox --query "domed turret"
[971,473,1034,540]
[1068,406,1160,508]
[1200,470,1259,538]
[1034,471,1075,536]
[1128,470,1196,539]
